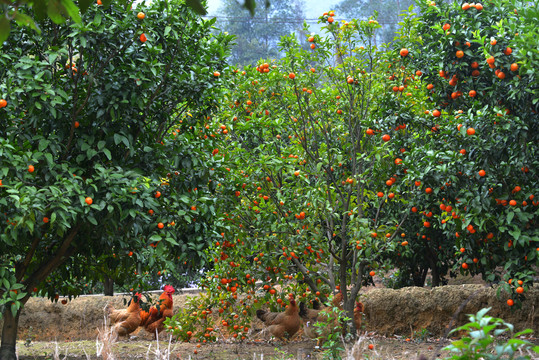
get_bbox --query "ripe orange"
[369,271,375,277]
[486,56,495,65]
[432,109,441,117]
[137,12,145,19]
[155,191,161,198]
[347,77,354,84]
[478,169,486,177]
[401,241,408,246]
[490,38,497,46]
[462,2,470,10]
[289,73,296,79]
[43,217,49,223]
[28,165,35,173]
[461,263,468,269]
[327,17,334,23]
[308,36,314,42]
[85,197,93,205]
[368,344,374,350]
[366,128,374,135]
[399,48,409,57]
[507,299,514,306]
[423,221,431,227]
[427,83,434,90]
[510,63,518,72]
[497,71,506,79]
[158,222,164,229]
[475,3,483,10]
[213,71,220,77]
[310,43,315,49]
[456,50,464,58]
[509,199,517,206]
[382,134,391,142]
[469,90,476,97]
[0,99,7,108]
[140,33,147,43]
[425,187,432,194]
[74,121,80,128]
[466,127,475,136]
[516,286,524,294]
[377,192,384,197]
[442,23,450,31]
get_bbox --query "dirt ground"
[15,336,455,360]
[6,275,539,359]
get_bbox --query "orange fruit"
[366,128,374,135]
[478,169,486,177]
[486,56,495,65]
[497,71,506,79]
[516,286,524,294]
[469,90,476,97]
[369,271,375,277]
[466,127,476,136]
[510,63,518,72]
[158,222,164,229]
[456,50,464,58]
[442,23,450,31]
[377,192,384,197]
[308,36,314,42]
[509,199,517,206]
[462,263,468,269]
[310,43,315,49]
[462,2,470,10]
[43,217,49,223]
[155,191,161,198]
[213,71,220,77]
[140,33,147,43]
[423,221,431,227]
[382,134,391,142]
[427,84,434,90]
[137,12,145,19]
[85,197,93,205]
[289,73,296,79]
[327,17,334,23]
[399,48,409,57]
[368,344,374,350]
[28,165,35,173]
[475,3,483,10]
[432,109,441,117]
[0,99,7,108]
[507,299,514,306]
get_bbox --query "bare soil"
[6,276,539,359]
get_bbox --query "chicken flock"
[106,284,175,339]
[106,286,364,344]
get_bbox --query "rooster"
[256,293,301,341]
[299,292,343,344]
[140,284,175,339]
[353,301,365,333]
[106,293,142,338]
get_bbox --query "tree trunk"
[103,275,114,296]
[0,308,20,360]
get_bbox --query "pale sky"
[206,0,338,18]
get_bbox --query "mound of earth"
[3,284,537,342]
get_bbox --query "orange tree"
[383,0,538,302]
[165,12,422,343]
[0,0,232,358]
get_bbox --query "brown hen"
[256,294,301,341]
[106,293,142,338]
[299,292,343,344]
[140,285,175,339]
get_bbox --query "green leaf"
[79,0,93,14]
[185,0,207,15]
[47,0,67,24]
[87,216,98,225]
[14,13,40,32]
[103,148,112,160]
[0,17,11,46]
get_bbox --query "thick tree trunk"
[103,276,114,296]
[0,308,20,360]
